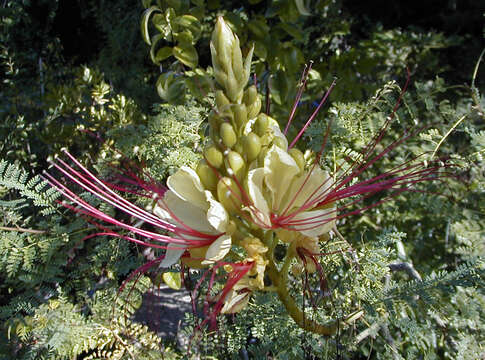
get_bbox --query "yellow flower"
[246,141,336,238]
[153,166,231,266]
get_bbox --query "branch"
[388,262,422,281]
[0,225,47,234]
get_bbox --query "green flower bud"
[226,151,246,180]
[211,17,253,103]
[289,148,305,172]
[242,132,261,162]
[217,176,242,214]
[215,90,230,109]
[233,103,248,130]
[220,122,237,148]
[196,160,218,191]
[247,95,262,119]
[204,145,223,168]
[234,142,243,154]
[211,17,234,73]
[226,74,242,104]
[255,113,269,136]
[244,85,258,106]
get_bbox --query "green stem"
[266,243,337,336]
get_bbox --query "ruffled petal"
[202,234,232,264]
[160,244,186,267]
[246,168,271,227]
[280,166,332,213]
[167,166,207,210]
[264,146,300,212]
[205,190,229,233]
[289,206,336,237]
[157,191,217,234]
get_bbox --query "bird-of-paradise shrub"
[44,17,450,336]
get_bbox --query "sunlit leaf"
[295,0,311,16]
[140,6,161,45]
[173,43,198,68]
[162,272,182,290]
[174,15,202,41]
[155,47,173,63]
[149,34,164,64]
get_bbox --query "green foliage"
[7,281,173,360]
[0,160,58,215]
[109,101,205,180]
[0,0,483,358]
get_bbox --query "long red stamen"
[289,78,337,149]
[284,62,313,135]
[44,153,220,247]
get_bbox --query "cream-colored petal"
[246,168,271,227]
[242,237,268,257]
[201,234,232,265]
[221,289,250,314]
[160,191,217,234]
[160,244,186,268]
[153,201,171,221]
[290,207,336,237]
[264,146,300,212]
[205,191,228,233]
[250,258,267,290]
[280,166,332,213]
[167,166,207,210]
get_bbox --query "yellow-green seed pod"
[226,74,242,103]
[204,145,223,168]
[289,148,305,172]
[255,113,269,136]
[226,151,246,179]
[215,90,230,110]
[247,95,262,119]
[220,122,237,148]
[217,177,242,214]
[242,132,261,162]
[196,160,218,191]
[243,85,258,106]
[232,103,247,130]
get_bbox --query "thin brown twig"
[0,225,47,234]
